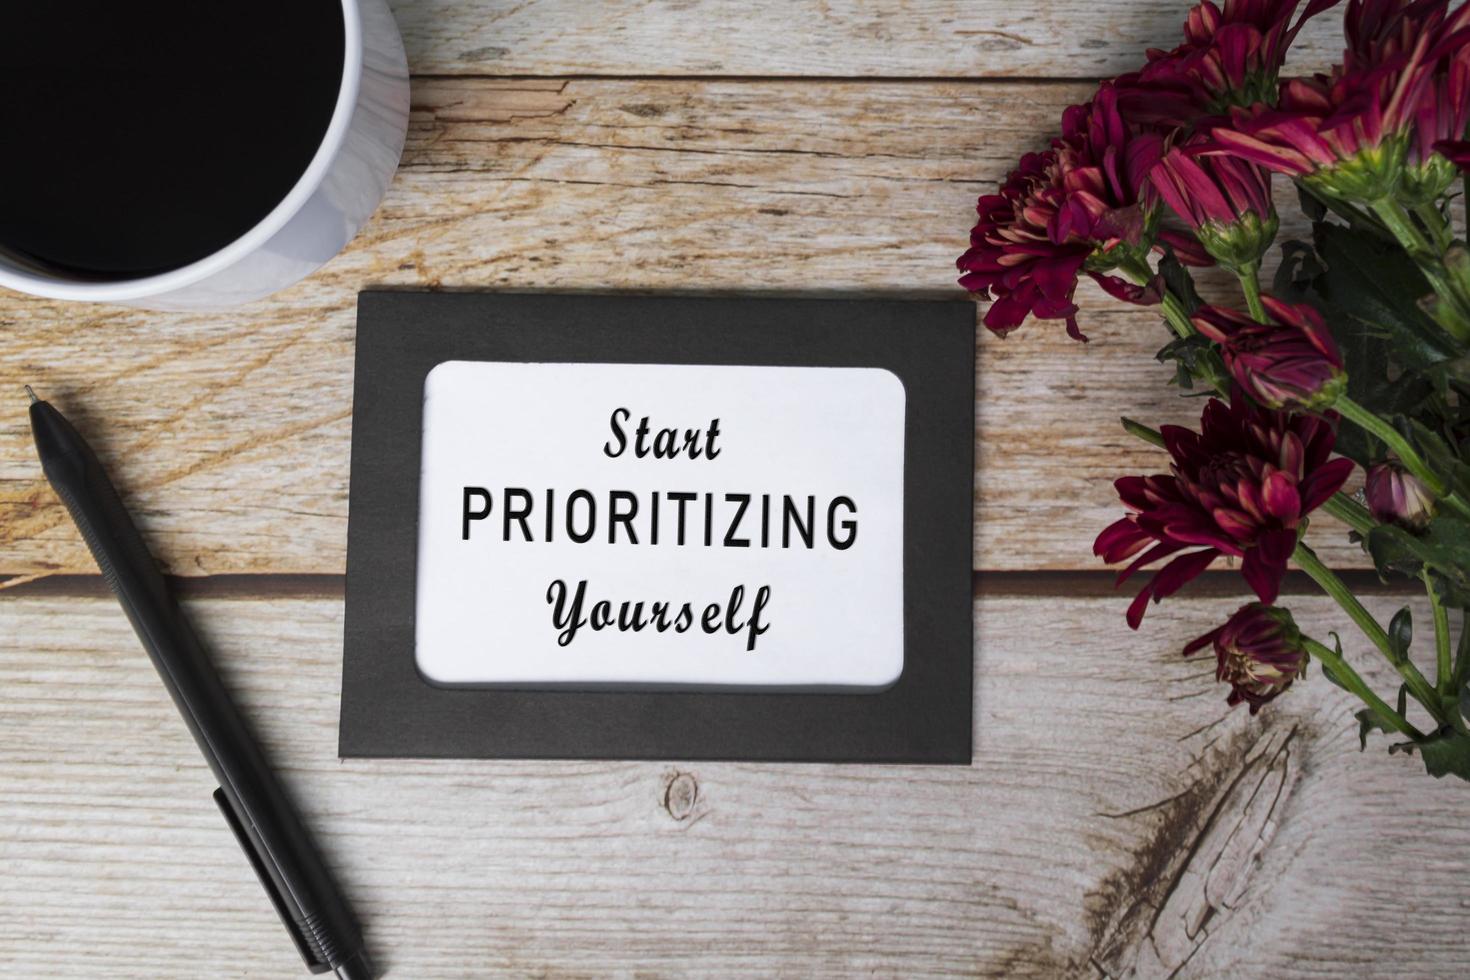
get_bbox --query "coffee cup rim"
[0,0,366,303]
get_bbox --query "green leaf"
[1320,633,1350,692]
[1419,353,1470,395]
[1456,616,1470,691]
[1273,224,1452,463]
[1356,710,1392,750]
[1157,245,1204,316]
[1291,185,1392,239]
[1355,685,1409,750]
[1173,361,1195,390]
[1366,517,1470,601]
[1450,682,1469,737]
[1297,185,1327,223]
[1155,334,1217,393]
[1309,222,1453,368]
[1388,607,1413,663]
[1419,731,1470,780]
[1355,710,1384,750]
[1407,419,1470,498]
[1389,727,1470,782]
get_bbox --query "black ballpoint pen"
[26,386,375,980]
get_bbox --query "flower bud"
[1401,152,1459,209]
[1192,296,1346,411]
[1365,461,1436,531]
[1184,603,1309,714]
[1150,142,1278,275]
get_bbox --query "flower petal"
[1261,470,1303,521]
[1116,540,1185,586]
[1241,528,1296,603]
[1298,456,1356,513]
[1183,625,1223,658]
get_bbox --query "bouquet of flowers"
[959,0,1470,782]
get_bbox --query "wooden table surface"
[2,3,1465,977]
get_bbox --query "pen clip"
[213,787,332,974]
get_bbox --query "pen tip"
[333,951,377,980]
[24,385,38,405]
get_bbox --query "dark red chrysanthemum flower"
[1185,602,1310,713]
[1210,0,1458,201]
[1094,390,1354,627]
[1192,295,1346,409]
[1150,134,1279,271]
[957,84,1164,340]
[1117,0,1343,129]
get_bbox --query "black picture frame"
[340,290,975,763]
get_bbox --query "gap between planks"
[0,569,1421,601]
[407,72,1116,85]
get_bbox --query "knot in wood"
[662,771,699,821]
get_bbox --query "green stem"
[1424,567,1453,697]
[1236,262,1268,323]
[1322,491,1376,536]
[1334,395,1470,519]
[1294,543,1447,724]
[1303,638,1424,740]
[1456,610,1470,692]
[1298,183,1389,239]
[1120,417,1165,449]
[1120,255,1196,340]
[1160,290,1199,341]
[1369,197,1470,343]
[1464,169,1470,239]
[1413,202,1454,254]
[1294,543,1392,651]
[1370,195,1435,255]
[1119,256,1233,392]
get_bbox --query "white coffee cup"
[0,0,410,310]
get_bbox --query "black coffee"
[0,3,345,278]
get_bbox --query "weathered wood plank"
[0,78,1370,578]
[0,593,1462,976]
[389,0,1345,79]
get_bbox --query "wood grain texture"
[3,6,1452,977]
[1,592,1463,977]
[388,0,1345,78]
[0,78,1370,579]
